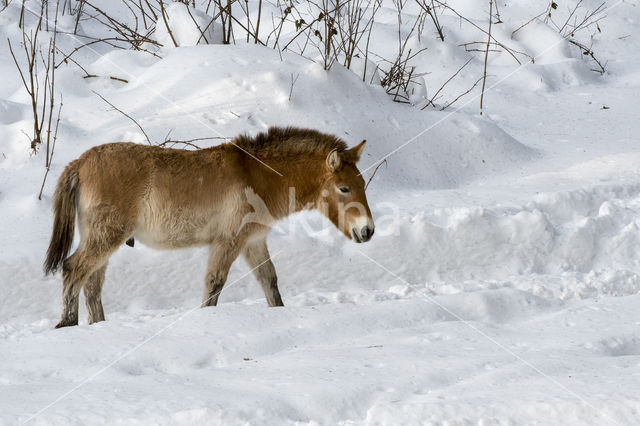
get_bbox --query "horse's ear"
[326,149,342,172]
[350,140,366,162]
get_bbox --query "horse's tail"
[44,161,80,275]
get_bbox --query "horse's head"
[317,140,375,243]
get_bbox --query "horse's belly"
[134,187,246,249]
[133,228,207,249]
[134,206,239,249]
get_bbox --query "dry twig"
[93,90,152,145]
[480,0,493,115]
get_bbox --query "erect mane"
[233,126,348,159]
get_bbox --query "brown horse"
[44,126,375,328]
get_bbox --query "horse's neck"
[250,158,323,219]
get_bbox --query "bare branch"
[480,0,493,115]
[422,57,473,110]
[93,91,152,145]
[365,159,386,190]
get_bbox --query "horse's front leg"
[243,237,284,307]
[201,240,243,307]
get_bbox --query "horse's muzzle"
[352,225,374,243]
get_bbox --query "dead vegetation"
[9,1,611,111]
[4,0,613,197]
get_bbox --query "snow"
[1,0,640,424]
[154,3,224,47]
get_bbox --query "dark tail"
[44,161,80,275]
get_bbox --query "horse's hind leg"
[84,263,107,324]
[57,234,123,328]
[243,238,283,307]
[57,267,82,328]
[57,246,105,328]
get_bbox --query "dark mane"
[233,126,348,159]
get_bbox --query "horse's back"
[72,142,246,248]
[74,142,233,203]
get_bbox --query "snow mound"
[344,182,640,296]
[79,44,536,191]
[347,56,382,85]
[596,335,640,357]
[0,99,25,124]
[512,20,573,65]
[155,3,224,47]
[86,50,160,81]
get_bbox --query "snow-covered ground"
[1,0,639,424]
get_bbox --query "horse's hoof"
[55,320,77,329]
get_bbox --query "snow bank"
[72,44,536,191]
[155,3,223,47]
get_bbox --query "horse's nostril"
[361,225,374,241]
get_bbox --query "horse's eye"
[339,187,350,193]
